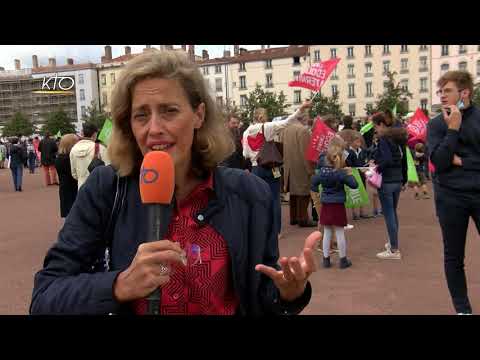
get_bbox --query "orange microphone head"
[139,151,175,205]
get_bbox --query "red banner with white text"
[289,58,341,92]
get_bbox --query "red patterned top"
[133,173,239,315]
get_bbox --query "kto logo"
[33,73,75,95]
[140,167,159,184]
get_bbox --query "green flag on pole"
[392,104,397,117]
[98,118,113,146]
[56,130,61,139]
[405,147,419,183]
[360,122,374,135]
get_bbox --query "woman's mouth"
[150,144,174,151]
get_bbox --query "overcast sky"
[0,45,286,70]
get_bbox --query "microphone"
[139,151,175,315]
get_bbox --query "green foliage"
[370,71,413,117]
[42,108,76,136]
[82,100,109,130]
[473,83,480,106]
[2,112,35,137]
[309,92,344,120]
[240,84,290,123]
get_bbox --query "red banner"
[288,58,341,92]
[305,116,336,162]
[406,108,429,143]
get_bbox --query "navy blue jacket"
[373,128,408,185]
[427,105,480,192]
[8,144,26,167]
[311,166,358,204]
[346,148,368,168]
[30,165,311,315]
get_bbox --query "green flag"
[98,118,113,146]
[405,147,419,183]
[56,130,61,139]
[345,168,370,209]
[360,122,374,135]
[392,104,397,117]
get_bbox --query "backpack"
[87,142,105,173]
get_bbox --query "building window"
[78,73,84,85]
[239,76,246,90]
[314,50,321,62]
[215,65,222,74]
[421,99,428,111]
[239,63,246,72]
[383,81,389,90]
[383,60,390,74]
[441,45,449,56]
[293,56,300,66]
[294,90,301,104]
[265,59,272,69]
[401,79,409,91]
[266,73,273,88]
[459,61,468,71]
[81,105,86,117]
[477,60,480,76]
[459,45,467,54]
[110,73,115,84]
[240,95,248,107]
[420,78,428,92]
[293,71,301,80]
[366,103,374,114]
[348,83,355,98]
[216,96,223,106]
[365,62,372,75]
[331,68,338,80]
[401,58,409,73]
[383,45,390,55]
[419,45,428,51]
[79,89,85,101]
[441,63,449,73]
[215,78,223,92]
[365,45,372,57]
[330,48,337,58]
[366,82,373,97]
[203,66,209,75]
[331,84,338,97]
[401,45,408,53]
[348,64,355,78]
[102,92,108,105]
[347,47,354,58]
[420,56,428,71]
[349,103,356,117]
[101,74,106,86]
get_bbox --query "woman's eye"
[167,107,178,114]
[134,112,146,119]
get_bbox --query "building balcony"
[216,89,223,93]
[348,95,356,99]
[331,75,339,80]
[364,53,373,58]
[347,74,355,79]
[400,69,409,74]
[265,83,274,88]
[239,86,247,91]
[419,67,428,72]
[365,93,374,98]
[383,51,391,56]
[364,73,373,78]
[420,88,429,93]
[347,55,355,60]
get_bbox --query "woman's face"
[130,78,205,173]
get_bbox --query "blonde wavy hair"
[325,136,347,169]
[58,134,78,155]
[108,50,235,177]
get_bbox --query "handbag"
[257,124,283,168]
[88,142,105,173]
[366,166,382,189]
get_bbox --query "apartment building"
[309,45,431,117]
[431,45,480,112]
[196,49,232,107]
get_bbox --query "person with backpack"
[69,122,110,189]
[38,132,59,186]
[8,137,26,192]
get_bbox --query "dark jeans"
[377,182,402,250]
[28,153,36,173]
[434,184,480,314]
[252,166,281,236]
[10,165,23,191]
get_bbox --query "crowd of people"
[4,49,474,315]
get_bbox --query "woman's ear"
[193,103,206,130]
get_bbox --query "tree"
[42,108,76,136]
[309,92,344,120]
[473,82,480,106]
[2,111,35,137]
[370,71,413,117]
[82,100,109,130]
[240,84,290,123]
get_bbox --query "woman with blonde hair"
[31,50,320,315]
[54,133,79,218]
[243,102,312,237]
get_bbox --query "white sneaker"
[457,313,473,315]
[385,243,391,250]
[344,224,354,230]
[376,249,401,260]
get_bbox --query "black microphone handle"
[146,202,174,315]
